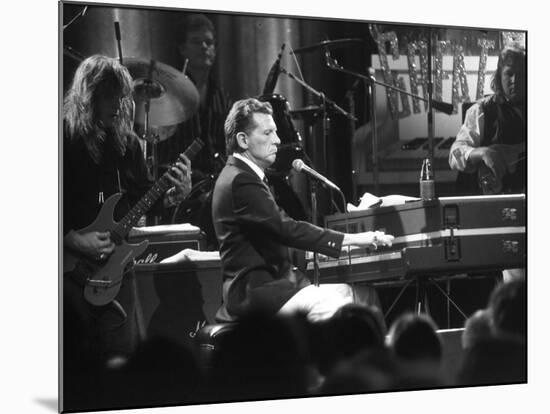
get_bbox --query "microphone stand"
[280,66,354,215]
[426,30,435,179]
[113,21,158,178]
[323,53,453,194]
[318,91,332,207]
[311,180,320,287]
[280,67,357,121]
[367,69,379,195]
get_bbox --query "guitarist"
[448,44,526,284]
[62,55,192,403]
[449,43,526,196]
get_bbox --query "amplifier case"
[134,261,222,348]
[128,231,205,264]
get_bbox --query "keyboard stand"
[383,275,470,329]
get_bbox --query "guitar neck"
[112,138,204,241]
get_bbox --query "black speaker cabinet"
[134,260,222,348]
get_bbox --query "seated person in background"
[488,278,526,342]
[205,312,311,401]
[456,335,526,386]
[461,277,525,350]
[462,278,526,347]
[461,309,493,350]
[457,278,526,386]
[212,98,394,323]
[449,44,526,282]
[449,44,526,196]
[311,303,387,379]
[386,312,443,366]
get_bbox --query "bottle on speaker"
[420,158,435,200]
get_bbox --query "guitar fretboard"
[111,138,204,243]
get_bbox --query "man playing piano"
[212,98,394,323]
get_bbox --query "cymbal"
[124,57,199,130]
[291,38,365,54]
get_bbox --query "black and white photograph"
[3,0,547,413]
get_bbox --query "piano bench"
[195,323,238,369]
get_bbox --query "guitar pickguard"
[83,239,148,306]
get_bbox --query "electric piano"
[307,194,526,284]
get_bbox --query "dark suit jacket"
[212,155,344,321]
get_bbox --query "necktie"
[262,175,274,195]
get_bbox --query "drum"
[258,94,305,173]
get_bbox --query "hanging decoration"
[369,24,400,118]
[501,31,526,49]
[434,40,448,105]
[417,39,429,111]
[369,26,506,120]
[406,39,423,113]
[394,72,411,117]
[476,38,496,100]
[451,41,470,114]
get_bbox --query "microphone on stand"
[292,159,341,191]
[114,21,123,64]
[293,159,346,213]
[262,43,286,96]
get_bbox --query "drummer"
[157,13,231,183]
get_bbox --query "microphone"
[114,21,123,64]
[114,21,121,42]
[262,43,286,96]
[292,159,341,191]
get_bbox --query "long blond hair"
[63,55,135,163]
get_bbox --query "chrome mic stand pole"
[426,30,435,178]
[319,91,329,175]
[280,67,357,121]
[311,180,320,287]
[143,99,159,181]
[367,68,380,195]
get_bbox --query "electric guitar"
[478,143,526,195]
[63,138,205,306]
